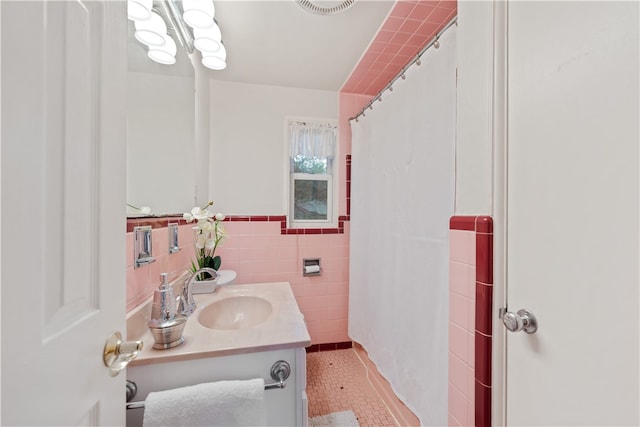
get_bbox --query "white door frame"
[491,1,508,425]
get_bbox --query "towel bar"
[126,360,291,410]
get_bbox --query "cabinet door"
[127,348,302,426]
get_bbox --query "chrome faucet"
[179,267,220,316]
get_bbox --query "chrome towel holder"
[126,360,291,410]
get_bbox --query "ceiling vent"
[296,0,356,15]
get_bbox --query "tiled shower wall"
[126,218,351,345]
[448,216,493,427]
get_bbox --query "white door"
[504,1,639,425]
[1,1,128,425]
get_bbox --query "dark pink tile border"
[450,215,494,427]
[128,215,348,235]
[449,216,475,231]
[306,341,353,353]
[476,233,493,284]
[475,283,493,336]
[476,216,493,233]
[346,155,352,217]
[475,381,491,427]
[474,333,492,386]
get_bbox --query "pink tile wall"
[341,0,457,96]
[126,223,196,311]
[218,220,351,345]
[339,93,370,217]
[126,218,350,345]
[448,216,494,427]
[448,228,476,427]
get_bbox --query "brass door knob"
[103,331,143,377]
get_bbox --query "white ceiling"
[128,0,395,91]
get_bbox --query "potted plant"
[183,201,226,285]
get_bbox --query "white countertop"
[127,278,311,366]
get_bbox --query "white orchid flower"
[190,207,213,221]
[195,241,204,250]
[215,224,226,239]
[205,235,216,250]
[184,202,227,275]
[195,233,206,249]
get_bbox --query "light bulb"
[210,43,226,61]
[148,35,177,65]
[135,12,168,47]
[127,0,152,21]
[193,24,222,53]
[200,43,227,69]
[202,53,226,70]
[183,0,215,29]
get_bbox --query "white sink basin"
[198,296,273,330]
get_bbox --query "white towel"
[142,378,266,427]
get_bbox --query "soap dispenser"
[148,273,187,349]
[149,273,180,325]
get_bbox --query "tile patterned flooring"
[306,349,398,427]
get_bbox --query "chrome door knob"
[502,309,538,334]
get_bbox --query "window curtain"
[349,25,456,426]
[289,120,336,159]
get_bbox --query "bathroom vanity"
[125,280,311,426]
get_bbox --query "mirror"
[126,19,195,217]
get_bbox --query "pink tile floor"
[306,349,398,427]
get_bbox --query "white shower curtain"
[349,25,456,426]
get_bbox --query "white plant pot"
[191,278,218,294]
[190,270,237,294]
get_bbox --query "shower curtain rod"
[349,16,458,123]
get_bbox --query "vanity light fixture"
[148,35,177,65]
[134,11,168,46]
[128,0,227,70]
[202,47,226,70]
[128,0,152,21]
[182,0,216,29]
[180,1,227,70]
[193,24,223,53]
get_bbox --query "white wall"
[192,57,212,209]
[208,80,338,215]
[455,1,494,215]
[127,71,195,214]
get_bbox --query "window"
[288,119,337,228]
